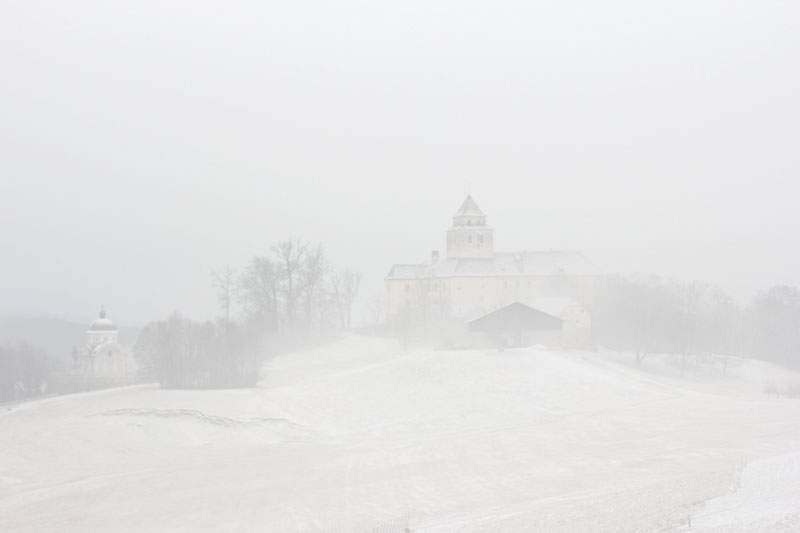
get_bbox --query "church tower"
[446,195,494,259]
[86,305,119,347]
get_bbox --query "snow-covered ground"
[1,335,799,532]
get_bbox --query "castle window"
[468,236,472,243]
[479,235,484,243]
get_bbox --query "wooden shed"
[467,301,563,349]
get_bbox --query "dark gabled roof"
[467,301,563,333]
[454,195,485,217]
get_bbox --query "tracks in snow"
[96,408,304,429]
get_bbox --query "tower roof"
[454,195,485,217]
[89,305,117,331]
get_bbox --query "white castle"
[385,196,600,340]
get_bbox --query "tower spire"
[453,194,485,218]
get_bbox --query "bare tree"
[239,256,280,333]
[273,239,307,328]
[367,290,387,325]
[599,274,667,365]
[211,266,238,323]
[331,269,361,329]
[678,280,708,376]
[300,244,328,328]
[705,287,740,375]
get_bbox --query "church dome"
[89,306,117,331]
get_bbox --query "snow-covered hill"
[1,335,799,532]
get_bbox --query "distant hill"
[0,317,139,362]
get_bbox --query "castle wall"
[388,274,600,321]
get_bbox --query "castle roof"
[386,250,601,280]
[454,195,485,217]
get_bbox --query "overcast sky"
[1,1,798,326]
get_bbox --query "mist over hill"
[0,317,139,362]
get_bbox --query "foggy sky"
[2,1,799,326]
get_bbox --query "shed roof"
[467,301,563,333]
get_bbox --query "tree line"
[0,344,61,402]
[595,275,800,373]
[135,239,361,389]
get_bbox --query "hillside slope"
[1,336,799,531]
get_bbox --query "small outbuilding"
[467,301,563,349]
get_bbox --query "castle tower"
[446,195,494,259]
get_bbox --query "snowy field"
[2,336,800,532]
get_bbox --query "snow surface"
[1,335,799,532]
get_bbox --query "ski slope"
[1,335,799,532]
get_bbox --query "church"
[385,196,601,346]
[71,306,136,382]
